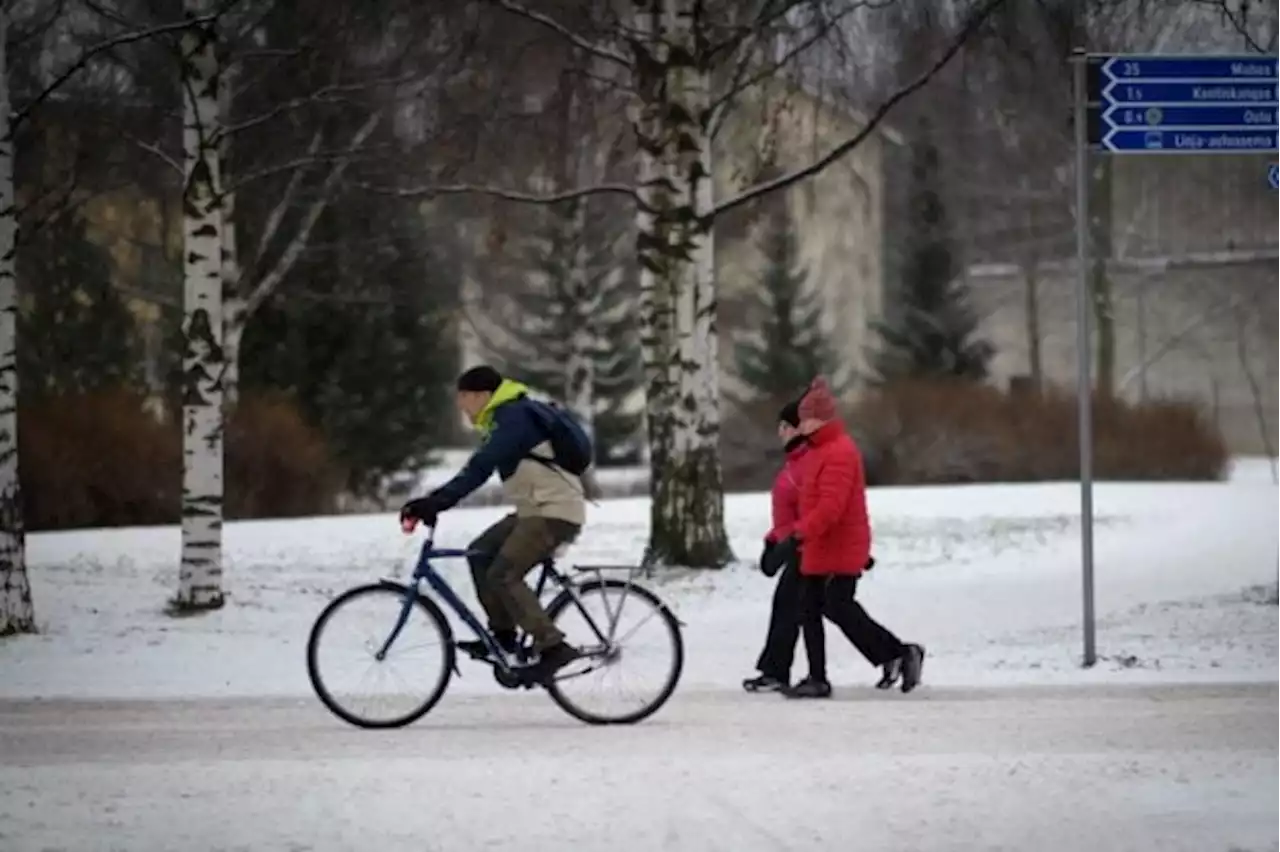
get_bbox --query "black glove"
[760,536,798,578]
[758,541,775,575]
[399,495,442,528]
[864,556,875,572]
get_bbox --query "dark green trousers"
[467,514,581,650]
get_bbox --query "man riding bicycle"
[399,365,589,683]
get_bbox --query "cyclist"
[399,366,589,683]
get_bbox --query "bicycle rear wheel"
[307,582,455,729]
[544,578,684,725]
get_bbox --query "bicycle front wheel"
[544,578,684,725]
[307,582,455,729]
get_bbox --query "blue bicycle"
[306,522,685,727]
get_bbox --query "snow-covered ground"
[1,459,1276,852]
[3,458,1276,699]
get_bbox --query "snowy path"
[2,683,1276,852]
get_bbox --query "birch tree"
[376,0,1005,567]
[0,2,223,632]
[0,7,32,635]
[172,3,226,612]
[123,2,428,407]
[52,0,467,609]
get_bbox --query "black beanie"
[456,365,503,393]
[778,399,801,428]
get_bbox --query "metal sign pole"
[1068,51,1274,668]
[1072,48,1097,668]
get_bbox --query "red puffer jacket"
[793,420,871,576]
[765,441,809,544]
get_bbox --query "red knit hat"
[797,376,838,422]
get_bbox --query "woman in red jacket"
[764,377,925,699]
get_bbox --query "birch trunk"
[173,11,226,612]
[0,12,36,635]
[632,0,731,568]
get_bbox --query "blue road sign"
[1102,56,1277,80]
[1103,81,1276,103]
[1103,104,1277,127]
[1099,54,1279,155]
[1103,128,1277,153]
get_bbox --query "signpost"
[1071,52,1278,667]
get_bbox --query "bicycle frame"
[377,526,625,678]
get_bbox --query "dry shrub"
[20,389,181,531]
[848,380,1228,485]
[20,388,344,530]
[847,382,1009,484]
[224,393,344,520]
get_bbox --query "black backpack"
[524,398,594,476]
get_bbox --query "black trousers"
[754,559,804,680]
[798,574,906,682]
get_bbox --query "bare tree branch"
[708,0,885,138]
[486,0,632,69]
[360,180,641,205]
[122,131,183,175]
[220,143,395,198]
[219,73,427,138]
[1192,0,1276,53]
[12,7,236,131]
[703,0,810,63]
[251,130,323,270]
[1115,288,1250,393]
[713,0,1007,218]
[242,113,382,318]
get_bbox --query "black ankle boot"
[492,629,518,653]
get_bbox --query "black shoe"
[743,674,787,693]
[458,629,518,660]
[527,642,583,683]
[782,677,832,699]
[875,656,903,690]
[900,644,925,694]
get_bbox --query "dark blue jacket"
[430,386,552,512]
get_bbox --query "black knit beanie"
[456,365,503,393]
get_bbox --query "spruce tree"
[480,196,643,466]
[17,214,142,398]
[733,201,836,401]
[871,117,994,383]
[240,195,459,494]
